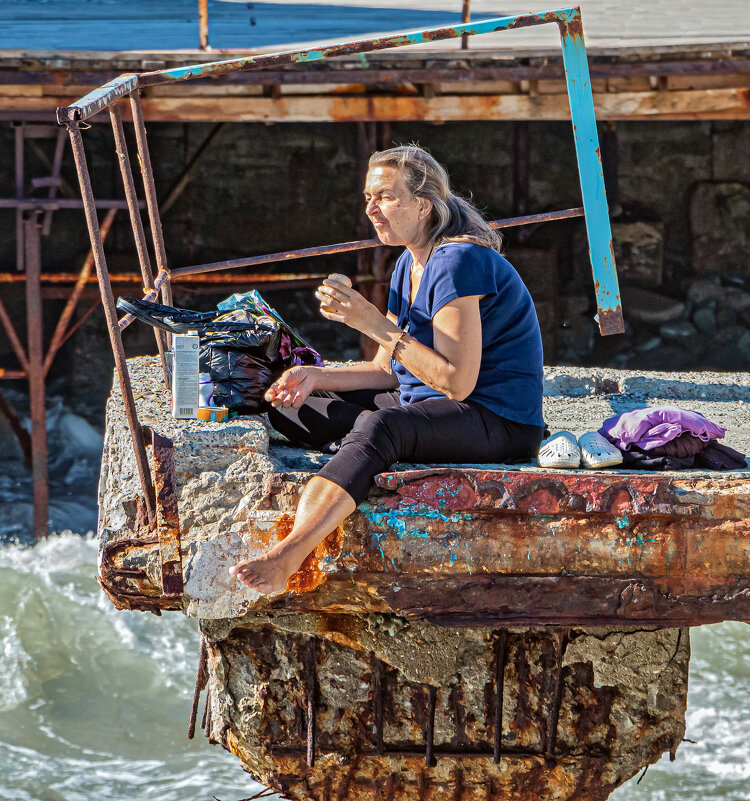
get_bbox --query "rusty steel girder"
[99,466,750,627]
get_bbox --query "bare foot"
[228,549,298,594]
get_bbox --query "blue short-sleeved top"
[387,241,544,426]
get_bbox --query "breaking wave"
[0,533,261,801]
[0,533,746,801]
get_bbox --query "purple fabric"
[599,406,726,451]
[291,345,324,367]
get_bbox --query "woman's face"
[364,165,431,248]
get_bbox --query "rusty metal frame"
[0,122,141,542]
[144,427,184,597]
[56,6,621,547]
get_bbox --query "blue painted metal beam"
[57,6,623,335]
[556,8,624,334]
[137,10,569,86]
[56,73,138,124]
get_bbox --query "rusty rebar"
[493,630,507,763]
[425,685,437,767]
[371,654,384,754]
[453,767,464,801]
[24,216,49,541]
[43,207,117,377]
[188,638,208,739]
[129,92,173,312]
[545,629,569,763]
[203,692,212,739]
[385,773,395,801]
[109,101,168,385]
[66,121,156,527]
[271,744,561,760]
[305,637,317,767]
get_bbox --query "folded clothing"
[695,441,748,470]
[617,440,747,471]
[648,430,710,458]
[599,406,726,451]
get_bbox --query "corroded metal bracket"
[98,427,184,612]
[143,426,184,597]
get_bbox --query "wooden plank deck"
[1,1,750,122]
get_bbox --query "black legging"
[267,389,545,504]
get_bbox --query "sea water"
[0,396,747,801]
[0,533,258,801]
[0,533,748,801]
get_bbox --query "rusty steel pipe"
[109,104,157,292]
[135,11,560,88]
[198,0,210,50]
[43,207,117,377]
[171,208,585,279]
[461,0,471,49]
[109,102,169,385]
[117,270,168,331]
[129,93,173,314]
[0,199,137,211]
[172,237,381,278]
[24,217,50,541]
[65,122,156,527]
[0,272,176,284]
[15,123,24,273]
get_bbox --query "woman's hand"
[315,279,384,337]
[264,366,318,409]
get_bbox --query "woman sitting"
[230,145,545,593]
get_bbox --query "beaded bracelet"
[387,329,409,375]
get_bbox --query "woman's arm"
[318,281,483,401]
[264,315,399,409]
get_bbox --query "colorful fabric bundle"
[598,406,746,471]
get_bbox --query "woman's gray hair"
[368,144,503,251]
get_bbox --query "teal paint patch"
[360,504,470,539]
[615,515,630,529]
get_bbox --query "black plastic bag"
[199,325,283,413]
[117,297,284,413]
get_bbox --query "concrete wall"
[1,119,748,420]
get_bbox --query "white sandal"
[538,431,581,468]
[578,431,623,469]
